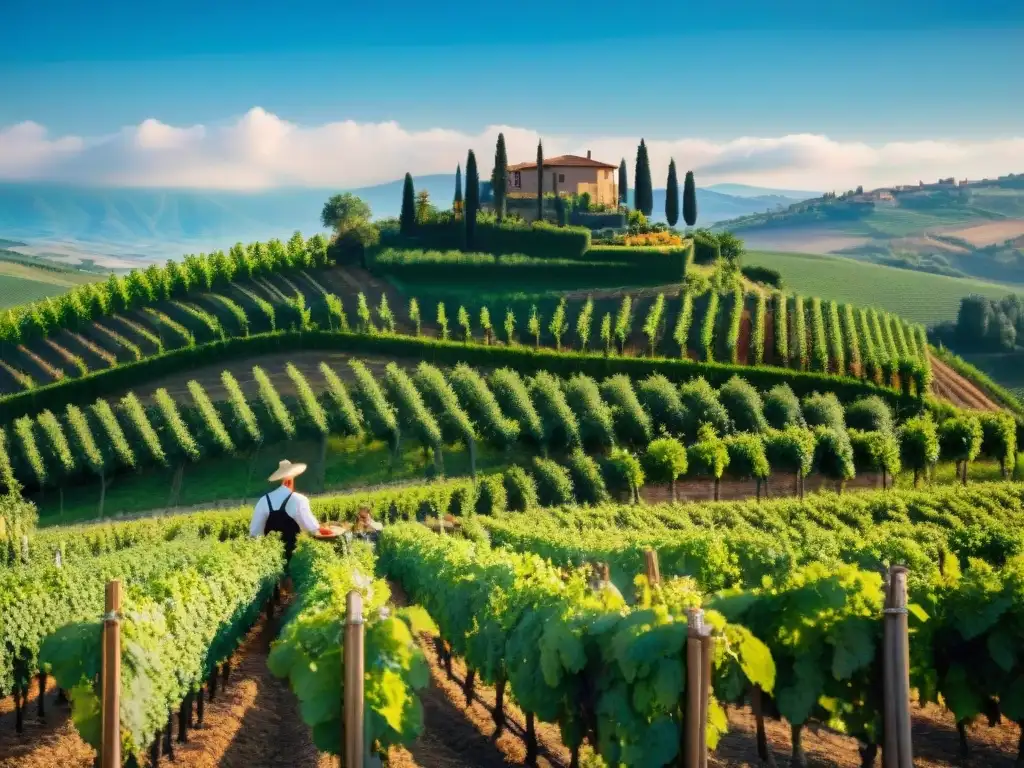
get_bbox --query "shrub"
[849,429,901,486]
[637,374,688,437]
[642,294,666,355]
[809,297,828,373]
[600,448,645,503]
[673,291,695,358]
[978,411,1017,476]
[741,265,783,288]
[764,426,815,490]
[723,432,770,497]
[751,292,767,365]
[763,383,803,429]
[939,414,983,483]
[812,427,856,488]
[642,437,688,500]
[564,374,615,452]
[842,304,862,375]
[802,391,845,431]
[565,449,609,505]
[600,374,653,447]
[844,395,894,433]
[529,371,582,451]
[718,376,768,433]
[898,414,940,486]
[725,288,744,364]
[791,295,807,370]
[687,424,730,500]
[679,377,730,438]
[443,482,477,518]
[503,465,539,511]
[475,474,507,515]
[701,291,719,361]
[488,368,543,445]
[826,300,845,376]
[532,456,574,506]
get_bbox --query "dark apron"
[263,492,300,561]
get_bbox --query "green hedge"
[0,329,923,425]
[380,220,592,260]
[370,245,689,285]
[741,265,783,289]
[570,211,627,230]
[368,248,644,286]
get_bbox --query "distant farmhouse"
[506,151,619,207]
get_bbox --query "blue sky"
[1,0,1022,190]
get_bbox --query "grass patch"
[743,250,1021,324]
[0,262,100,309]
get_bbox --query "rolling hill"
[0,180,809,264]
[714,174,1024,285]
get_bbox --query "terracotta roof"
[507,154,618,171]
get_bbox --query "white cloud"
[1,108,1022,192]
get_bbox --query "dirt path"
[928,352,1000,411]
[0,602,330,768]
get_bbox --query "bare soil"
[928,352,1000,411]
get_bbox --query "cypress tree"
[453,164,463,217]
[665,159,679,226]
[635,139,653,216]
[492,133,508,222]
[618,159,628,207]
[683,170,698,227]
[536,140,544,221]
[400,173,416,235]
[465,150,480,248]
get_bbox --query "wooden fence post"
[883,566,913,768]
[644,549,661,585]
[342,590,365,768]
[685,608,704,768]
[101,579,122,768]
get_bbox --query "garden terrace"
[0,351,1013,523]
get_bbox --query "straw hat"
[268,459,307,482]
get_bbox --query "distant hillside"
[714,174,1024,284]
[0,180,808,264]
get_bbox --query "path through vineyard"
[928,352,1000,411]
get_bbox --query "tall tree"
[465,150,480,248]
[665,159,679,226]
[618,159,628,207]
[536,140,544,221]
[453,164,463,218]
[634,139,653,216]
[492,133,508,222]
[400,173,416,235]
[683,170,698,227]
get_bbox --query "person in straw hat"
[249,459,320,560]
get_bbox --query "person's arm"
[293,494,320,533]
[250,497,268,537]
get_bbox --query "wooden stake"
[699,628,712,768]
[100,580,121,768]
[685,608,704,768]
[343,591,365,768]
[891,567,913,768]
[644,549,661,585]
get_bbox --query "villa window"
[514,171,521,187]
[559,173,565,183]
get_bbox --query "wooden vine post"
[100,579,122,768]
[644,548,661,585]
[883,566,913,768]
[684,608,711,768]
[342,590,365,768]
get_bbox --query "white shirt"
[249,484,320,538]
